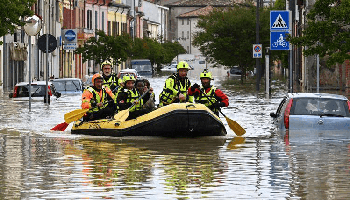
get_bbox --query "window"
[182,19,184,25]
[112,22,117,36]
[187,46,189,53]
[95,11,98,30]
[87,10,92,30]
[187,31,189,39]
[108,21,111,35]
[121,23,127,34]
[187,18,189,25]
[102,12,104,31]
[182,31,184,38]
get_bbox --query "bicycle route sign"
[270,32,290,50]
[253,44,262,58]
[270,10,291,51]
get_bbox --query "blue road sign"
[270,11,291,31]
[65,30,76,41]
[270,32,290,50]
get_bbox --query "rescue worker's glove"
[214,102,226,108]
[190,83,200,92]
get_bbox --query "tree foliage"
[161,41,187,64]
[192,5,271,81]
[75,30,186,68]
[75,30,132,66]
[0,0,37,40]
[289,0,350,66]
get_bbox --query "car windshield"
[53,80,81,91]
[291,98,349,117]
[17,85,47,97]
[132,65,152,72]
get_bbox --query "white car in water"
[9,81,60,101]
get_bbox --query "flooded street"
[1,71,349,199]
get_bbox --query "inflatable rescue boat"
[71,103,227,137]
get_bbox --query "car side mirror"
[270,112,277,118]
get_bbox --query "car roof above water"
[286,93,349,101]
[15,81,51,86]
[51,78,81,81]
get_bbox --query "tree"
[192,5,271,83]
[161,41,187,64]
[75,30,132,66]
[289,0,350,66]
[130,37,150,59]
[141,38,164,67]
[0,0,37,40]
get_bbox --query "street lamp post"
[24,15,42,111]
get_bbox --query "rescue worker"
[115,74,146,119]
[100,61,122,93]
[188,69,229,116]
[159,61,193,107]
[81,73,116,121]
[136,79,156,112]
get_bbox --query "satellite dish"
[24,15,42,36]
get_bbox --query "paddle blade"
[114,109,129,122]
[51,122,69,131]
[225,116,246,136]
[64,109,89,123]
[227,137,246,150]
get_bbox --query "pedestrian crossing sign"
[270,11,291,31]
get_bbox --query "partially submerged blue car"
[270,93,350,142]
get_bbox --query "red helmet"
[92,73,103,84]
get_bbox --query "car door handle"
[318,120,324,125]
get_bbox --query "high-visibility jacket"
[188,85,229,114]
[81,86,115,113]
[102,74,122,92]
[116,87,143,112]
[159,73,193,106]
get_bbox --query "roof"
[165,0,239,7]
[15,81,51,86]
[287,93,349,100]
[177,6,215,18]
[119,69,138,73]
[51,78,82,82]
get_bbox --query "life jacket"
[116,87,143,112]
[102,74,121,92]
[159,73,193,106]
[195,86,219,113]
[84,86,109,113]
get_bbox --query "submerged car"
[51,78,83,95]
[271,93,350,142]
[117,69,143,80]
[227,66,242,77]
[9,81,60,101]
[271,93,350,130]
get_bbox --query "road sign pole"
[256,0,261,93]
[265,47,270,98]
[289,46,293,93]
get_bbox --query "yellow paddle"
[64,109,89,124]
[114,88,150,121]
[218,110,246,136]
[199,88,246,136]
[51,109,89,131]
